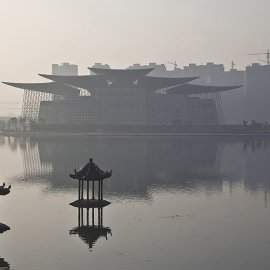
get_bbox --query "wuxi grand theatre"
[3,64,241,131]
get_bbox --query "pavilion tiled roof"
[70,158,112,181]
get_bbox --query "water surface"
[0,136,269,270]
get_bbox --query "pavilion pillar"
[100,207,103,227]
[92,208,94,226]
[98,208,100,227]
[92,181,95,199]
[78,207,81,227]
[87,181,89,201]
[81,180,84,199]
[87,208,89,226]
[78,180,81,200]
[98,181,101,201]
[100,180,103,200]
[81,208,84,226]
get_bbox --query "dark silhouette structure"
[0,183,11,196]
[70,207,111,250]
[69,159,112,250]
[0,183,11,234]
[0,223,10,234]
[0,257,10,270]
[69,158,112,208]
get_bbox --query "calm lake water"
[0,135,270,270]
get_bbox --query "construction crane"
[248,49,270,65]
[167,61,178,69]
[231,60,235,70]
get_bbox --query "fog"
[1,0,270,115]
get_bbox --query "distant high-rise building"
[181,62,225,84]
[51,63,79,100]
[246,64,270,122]
[90,63,110,75]
[128,63,167,77]
[52,63,78,76]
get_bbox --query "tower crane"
[167,61,178,69]
[231,60,235,70]
[248,49,270,65]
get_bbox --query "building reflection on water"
[70,207,111,250]
[0,227,10,270]
[2,136,270,202]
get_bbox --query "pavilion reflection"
[0,257,10,270]
[70,207,112,250]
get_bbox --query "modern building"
[180,63,245,124]
[246,63,270,122]
[2,65,241,129]
[19,63,78,120]
[129,62,245,124]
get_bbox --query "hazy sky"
[0,0,270,116]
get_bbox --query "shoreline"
[1,131,270,138]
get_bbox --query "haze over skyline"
[0,0,269,116]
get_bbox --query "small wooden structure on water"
[69,158,112,208]
[0,183,11,196]
[69,159,112,249]
[0,257,10,270]
[0,183,10,234]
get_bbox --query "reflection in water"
[9,136,224,194]
[0,223,10,234]
[3,136,270,202]
[0,180,11,235]
[70,207,112,250]
[0,258,10,270]
[242,139,270,207]
[1,135,270,270]
[0,179,10,270]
